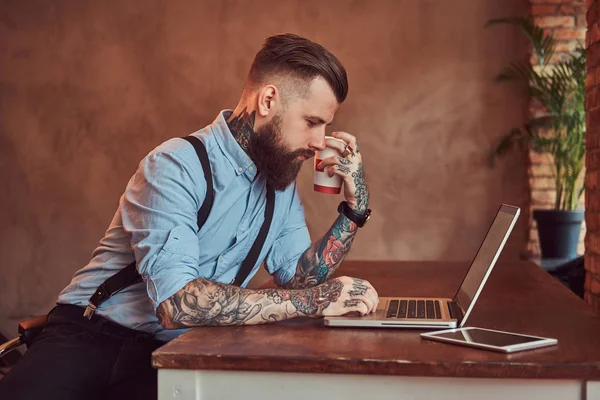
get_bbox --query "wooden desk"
[153,261,600,400]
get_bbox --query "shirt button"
[237,167,243,173]
[240,227,246,232]
[248,166,254,171]
[219,257,224,263]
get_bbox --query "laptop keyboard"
[385,299,442,319]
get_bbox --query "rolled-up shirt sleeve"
[120,143,205,311]
[265,184,311,286]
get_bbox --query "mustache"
[290,149,316,159]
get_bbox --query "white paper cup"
[314,136,346,194]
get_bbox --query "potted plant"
[487,18,586,260]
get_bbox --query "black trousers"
[0,304,165,400]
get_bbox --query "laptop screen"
[453,205,520,325]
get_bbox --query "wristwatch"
[338,201,371,228]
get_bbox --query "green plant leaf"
[485,17,556,68]
[486,17,586,210]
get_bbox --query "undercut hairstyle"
[247,33,348,103]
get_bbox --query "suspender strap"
[84,136,214,319]
[83,261,143,319]
[232,185,275,287]
[180,136,214,229]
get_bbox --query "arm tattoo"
[283,213,358,289]
[259,279,343,315]
[156,278,343,328]
[227,107,256,152]
[352,162,369,213]
[156,279,260,327]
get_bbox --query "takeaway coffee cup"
[314,136,347,194]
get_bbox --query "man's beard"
[247,115,315,191]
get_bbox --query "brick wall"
[585,0,600,313]
[528,0,587,259]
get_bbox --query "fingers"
[364,286,378,314]
[332,131,358,153]
[317,155,348,169]
[346,278,378,314]
[369,286,380,312]
[361,295,377,314]
[330,277,379,316]
[372,287,380,311]
[356,302,369,316]
[317,156,355,178]
[325,165,351,178]
[362,280,379,310]
[324,136,347,154]
[359,280,379,314]
[343,299,370,315]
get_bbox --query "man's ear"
[256,85,279,117]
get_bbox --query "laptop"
[324,204,520,329]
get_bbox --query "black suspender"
[181,136,214,230]
[232,186,275,286]
[84,135,275,320]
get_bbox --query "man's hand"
[319,276,379,316]
[316,132,369,213]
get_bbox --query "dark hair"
[248,33,348,103]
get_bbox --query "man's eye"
[307,120,317,128]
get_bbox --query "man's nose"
[310,132,327,151]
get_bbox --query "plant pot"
[533,209,584,259]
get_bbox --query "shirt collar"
[211,110,257,181]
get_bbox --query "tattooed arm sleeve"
[282,136,370,290]
[156,278,342,328]
[282,214,358,290]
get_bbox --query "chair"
[0,315,47,360]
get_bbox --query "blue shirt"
[57,110,311,342]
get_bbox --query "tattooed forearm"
[283,213,358,290]
[352,163,369,213]
[259,279,343,315]
[281,136,370,290]
[227,107,256,152]
[156,278,343,328]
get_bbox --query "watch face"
[362,210,371,225]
